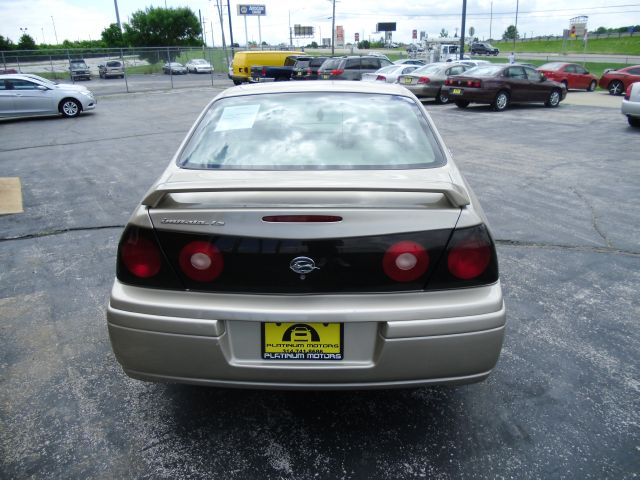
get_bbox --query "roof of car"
[220,80,415,100]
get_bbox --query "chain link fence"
[0,46,238,94]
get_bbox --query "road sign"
[355,32,360,42]
[237,4,266,16]
[469,26,475,37]
[412,29,417,39]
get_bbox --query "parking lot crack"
[494,239,639,257]
[0,225,124,242]
[0,131,185,153]
[569,186,613,249]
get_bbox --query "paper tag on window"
[215,105,260,132]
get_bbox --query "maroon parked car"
[598,65,640,95]
[442,64,567,112]
[537,62,597,91]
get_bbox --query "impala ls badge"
[290,256,319,280]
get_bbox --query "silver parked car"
[622,81,640,127]
[107,81,506,389]
[0,74,97,118]
[362,64,419,83]
[186,59,213,73]
[398,62,471,104]
[98,60,125,79]
[163,62,188,75]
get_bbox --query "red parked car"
[537,62,597,91]
[598,65,640,95]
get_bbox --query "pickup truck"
[250,55,305,82]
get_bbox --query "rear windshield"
[538,62,564,71]
[309,57,327,67]
[179,92,445,170]
[463,65,504,76]
[294,60,311,68]
[319,58,341,70]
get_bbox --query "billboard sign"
[294,25,314,37]
[412,29,417,39]
[336,25,345,46]
[237,4,266,16]
[376,22,396,32]
[355,32,360,42]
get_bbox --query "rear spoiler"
[141,181,470,208]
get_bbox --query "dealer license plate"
[451,88,462,95]
[403,77,412,84]
[262,322,343,360]
[322,74,330,79]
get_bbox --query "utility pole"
[489,1,493,40]
[113,0,122,32]
[227,0,235,57]
[460,0,467,59]
[513,0,519,51]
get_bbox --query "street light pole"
[513,0,519,51]
[113,0,122,32]
[460,0,467,59]
[51,16,59,45]
[489,1,493,40]
[331,0,336,56]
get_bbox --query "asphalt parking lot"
[1,85,639,479]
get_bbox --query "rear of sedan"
[622,82,640,127]
[107,82,506,389]
[398,63,469,103]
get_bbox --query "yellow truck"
[229,50,305,85]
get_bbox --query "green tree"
[439,28,448,38]
[17,33,37,50]
[357,40,370,49]
[0,35,15,50]
[596,26,607,34]
[123,7,202,47]
[101,23,124,47]
[502,25,519,40]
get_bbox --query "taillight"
[445,78,451,85]
[179,241,224,282]
[376,75,387,81]
[331,69,344,76]
[307,67,312,74]
[417,76,430,84]
[467,80,481,88]
[383,241,430,282]
[624,84,632,100]
[448,240,491,280]
[261,67,266,76]
[121,235,162,278]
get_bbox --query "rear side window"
[564,65,576,73]
[627,67,640,75]
[345,59,360,70]
[179,93,445,170]
[360,58,380,70]
[309,58,327,67]
[320,58,341,70]
[525,68,542,82]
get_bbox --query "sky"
[1,0,639,47]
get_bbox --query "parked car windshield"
[179,92,445,170]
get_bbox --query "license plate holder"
[451,88,463,95]
[262,322,343,360]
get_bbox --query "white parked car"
[361,64,419,83]
[622,81,640,127]
[186,59,213,74]
[0,74,96,118]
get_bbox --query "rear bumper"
[442,87,497,104]
[107,280,506,389]
[404,84,440,98]
[622,98,640,117]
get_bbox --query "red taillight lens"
[417,76,430,84]
[307,67,312,74]
[179,241,224,282]
[376,75,386,81]
[262,215,342,223]
[448,237,491,280]
[121,235,162,278]
[261,67,266,76]
[624,84,632,100]
[383,241,430,282]
[467,80,481,88]
[445,78,451,85]
[331,69,344,76]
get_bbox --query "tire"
[587,80,596,92]
[59,98,81,118]
[545,89,561,108]
[434,89,450,104]
[628,116,640,127]
[492,91,509,111]
[608,80,624,96]
[455,100,470,108]
[233,79,242,86]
